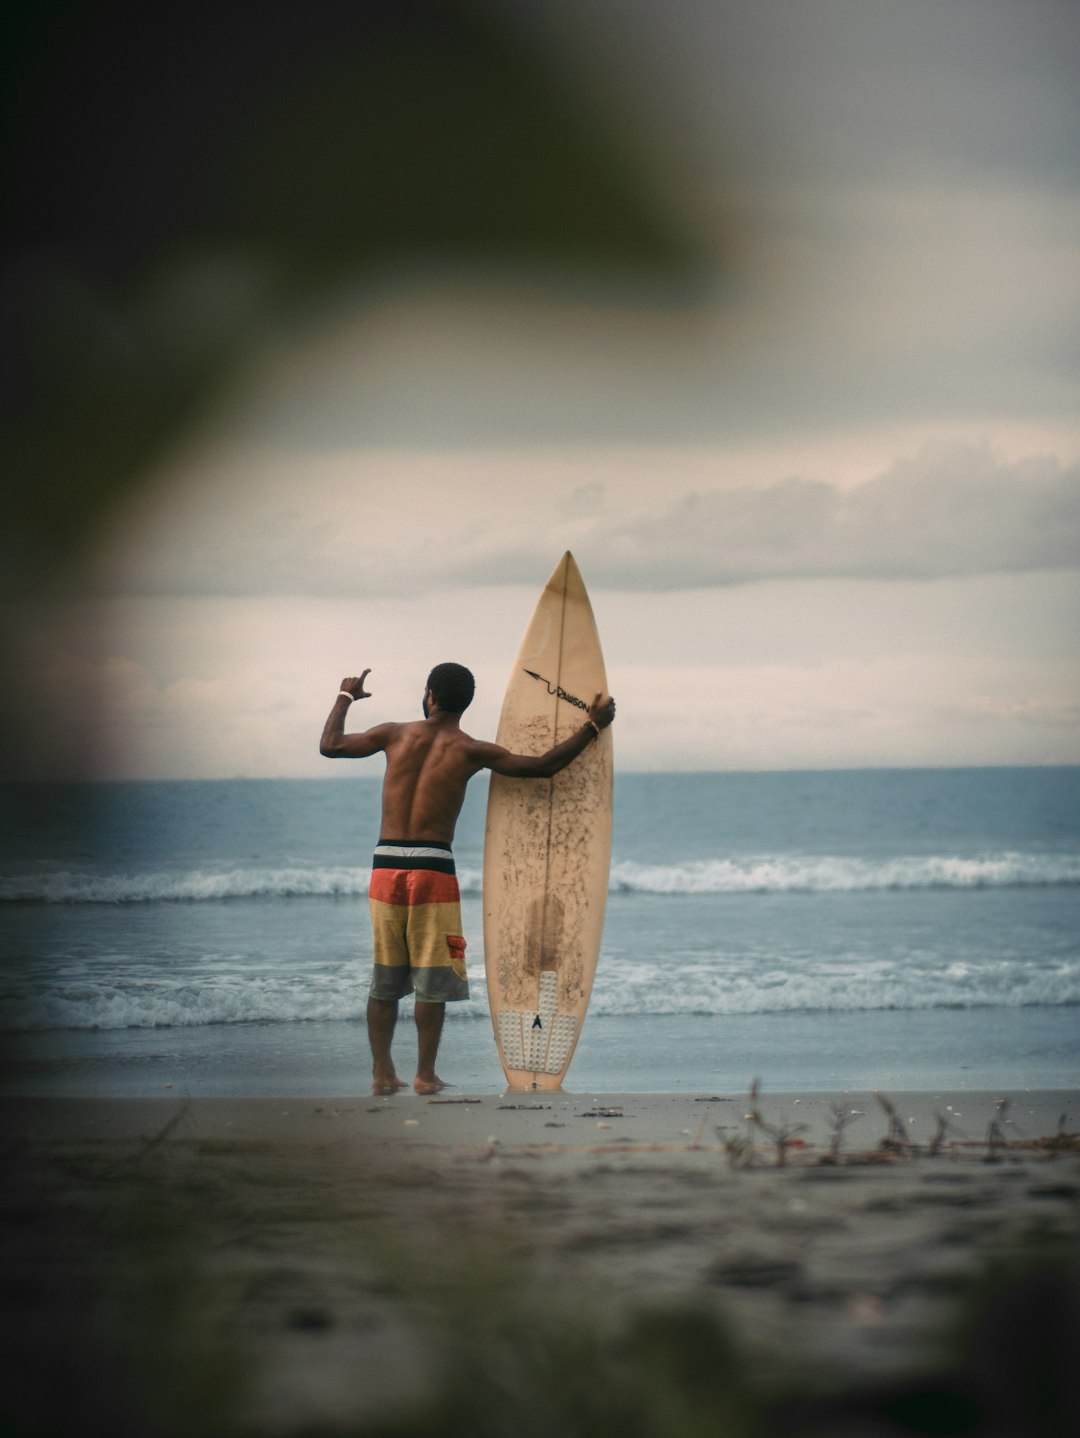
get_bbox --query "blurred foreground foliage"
[2,0,703,593]
[0,1143,251,1437]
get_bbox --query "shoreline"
[5,1005,1078,1099]
[3,1086,1077,1151]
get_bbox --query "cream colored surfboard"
[483,552,613,1090]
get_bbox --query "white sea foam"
[4,980,372,1032]
[3,852,1078,904]
[587,958,1080,1017]
[0,866,482,904]
[610,852,1080,895]
[4,953,1078,1032]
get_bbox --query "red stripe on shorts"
[368,867,461,906]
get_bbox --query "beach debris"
[579,1108,624,1118]
[104,1097,192,1173]
[403,1119,420,1128]
[984,1097,1010,1162]
[817,1101,862,1163]
[429,1097,482,1105]
[928,1111,954,1157]
[717,1129,755,1169]
[745,1079,808,1166]
[1042,1114,1080,1153]
[874,1092,914,1157]
[497,1104,551,1111]
[479,1135,500,1162]
[974,1111,1079,1156]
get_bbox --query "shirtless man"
[320,662,616,1095]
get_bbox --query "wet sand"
[2,1088,1078,1436]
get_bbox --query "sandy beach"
[2,1086,1078,1436]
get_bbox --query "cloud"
[86,439,1080,599]
[592,0,1080,191]
[441,439,1080,591]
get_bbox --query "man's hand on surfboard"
[339,672,372,701]
[589,693,616,731]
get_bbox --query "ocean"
[1,769,1077,1096]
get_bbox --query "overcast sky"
[14,0,1080,779]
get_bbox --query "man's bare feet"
[413,1074,450,1095]
[372,1071,408,1096]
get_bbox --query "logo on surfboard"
[523,669,588,712]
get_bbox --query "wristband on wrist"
[338,690,354,702]
[586,718,601,736]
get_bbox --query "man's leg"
[367,996,407,1095]
[413,999,448,1094]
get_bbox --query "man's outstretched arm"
[319,671,395,758]
[471,693,615,779]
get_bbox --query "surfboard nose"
[544,550,587,603]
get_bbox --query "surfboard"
[483,551,613,1090]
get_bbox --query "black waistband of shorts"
[372,839,455,874]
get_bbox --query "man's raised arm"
[471,693,615,779]
[319,671,393,758]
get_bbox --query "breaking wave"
[2,851,1079,904]
[0,866,395,905]
[4,956,1078,1032]
[610,852,1080,895]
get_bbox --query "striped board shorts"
[367,840,470,1003]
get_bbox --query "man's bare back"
[320,667,616,842]
[370,717,478,842]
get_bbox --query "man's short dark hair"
[426,662,475,714]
